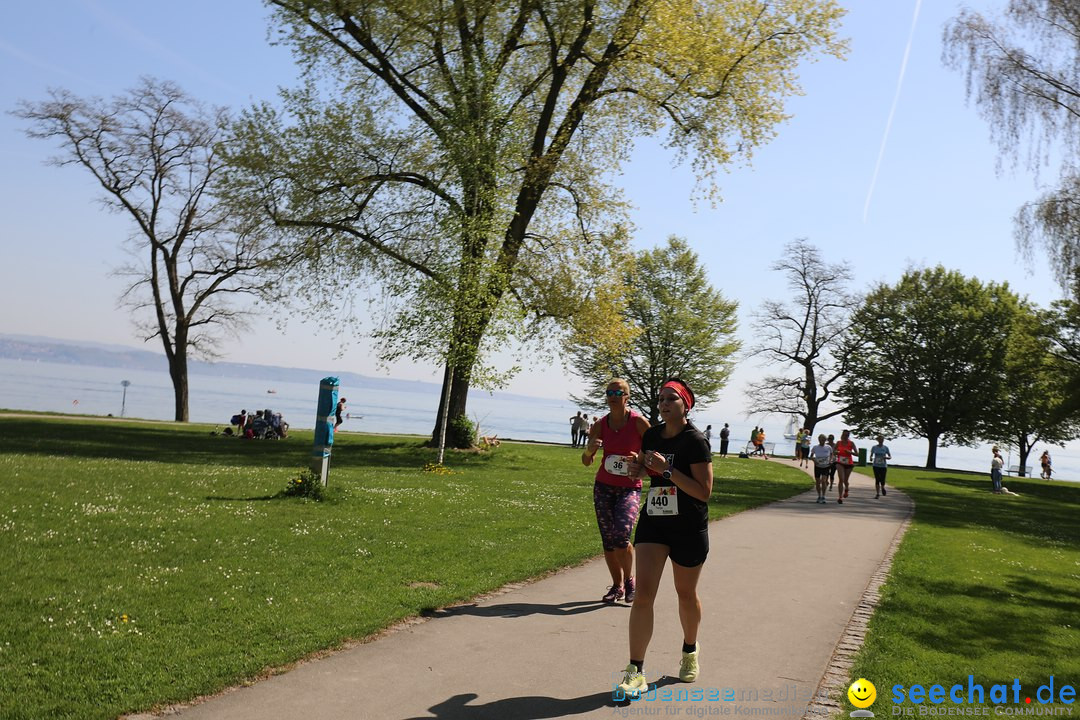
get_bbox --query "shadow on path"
[422,600,617,619]
[403,678,683,719]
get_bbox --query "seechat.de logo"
[849,678,878,718]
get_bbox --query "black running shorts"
[634,516,709,568]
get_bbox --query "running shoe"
[838,498,843,504]
[844,489,849,498]
[679,643,700,682]
[882,488,886,496]
[623,577,636,603]
[602,585,624,603]
[618,664,648,696]
[875,493,879,499]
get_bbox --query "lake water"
[1,357,1076,481]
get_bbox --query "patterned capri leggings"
[593,481,641,551]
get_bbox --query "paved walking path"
[130,460,912,720]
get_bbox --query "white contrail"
[863,0,923,223]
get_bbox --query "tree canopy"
[744,239,856,433]
[225,0,847,444]
[993,300,1080,475]
[838,267,1020,469]
[943,0,1080,290]
[565,236,739,423]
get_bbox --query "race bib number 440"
[603,454,632,476]
[646,486,679,516]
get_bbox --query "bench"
[1006,465,1032,476]
[742,441,775,457]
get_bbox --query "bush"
[280,468,325,501]
[448,415,477,448]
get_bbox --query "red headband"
[661,381,693,410]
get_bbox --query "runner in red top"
[834,429,858,504]
[582,378,650,603]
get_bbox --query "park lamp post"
[120,380,131,417]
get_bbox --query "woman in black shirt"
[616,378,713,696]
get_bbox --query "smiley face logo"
[848,678,877,708]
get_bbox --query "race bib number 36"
[646,486,679,516]
[603,454,632,476]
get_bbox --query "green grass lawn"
[847,466,1080,712]
[0,417,809,720]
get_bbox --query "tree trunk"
[430,364,472,447]
[428,302,488,448]
[803,363,819,432]
[925,433,939,469]
[168,346,189,422]
[1017,434,1032,478]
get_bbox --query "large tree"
[992,300,1080,476]
[744,239,856,434]
[225,0,847,445]
[1040,268,1080,417]
[565,236,739,423]
[16,78,282,422]
[838,267,1021,469]
[943,0,1080,289]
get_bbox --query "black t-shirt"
[640,422,712,530]
[719,427,729,440]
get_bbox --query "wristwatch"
[662,465,672,481]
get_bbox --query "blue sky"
[0,0,1059,426]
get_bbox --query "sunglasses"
[605,389,627,397]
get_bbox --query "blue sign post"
[312,376,339,487]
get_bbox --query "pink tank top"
[595,410,644,489]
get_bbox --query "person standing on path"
[799,429,811,468]
[582,379,651,604]
[718,423,730,458]
[991,446,1004,494]
[704,425,712,447]
[809,434,833,504]
[834,430,858,504]
[616,378,713,696]
[794,427,806,464]
[868,435,891,498]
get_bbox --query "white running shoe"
[679,643,700,682]
[618,664,648,696]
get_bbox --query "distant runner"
[868,435,891,498]
[809,434,833,504]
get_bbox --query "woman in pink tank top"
[834,429,858,504]
[582,378,651,603]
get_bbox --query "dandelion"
[120,614,129,623]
